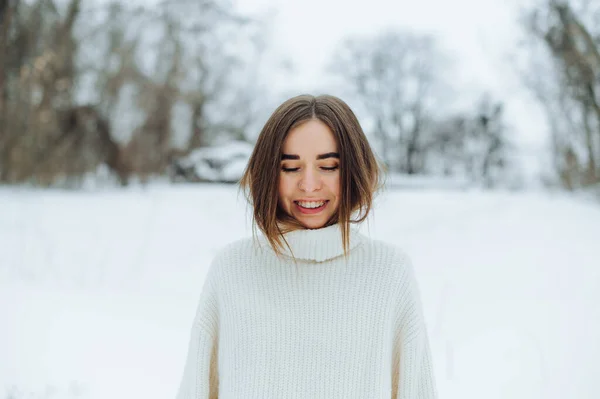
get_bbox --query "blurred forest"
[520,0,600,190]
[0,0,598,190]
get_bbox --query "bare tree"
[0,0,98,186]
[520,0,600,189]
[77,0,266,184]
[0,0,267,186]
[330,30,446,174]
[425,95,514,187]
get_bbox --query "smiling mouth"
[294,200,329,214]
[295,200,327,209]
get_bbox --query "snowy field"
[1,183,599,399]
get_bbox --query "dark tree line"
[0,0,265,187]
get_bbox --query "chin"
[296,216,329,229]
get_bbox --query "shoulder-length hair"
[239,94,382,257]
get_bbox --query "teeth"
[297,201,326,209]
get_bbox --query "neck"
[262,223,362,263]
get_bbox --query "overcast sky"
[234,0,549,154]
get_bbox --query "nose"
[299,167,321,192]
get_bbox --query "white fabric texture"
[176,223,437,399]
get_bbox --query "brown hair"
[239,94,382,257]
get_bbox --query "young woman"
[176,94,437,399]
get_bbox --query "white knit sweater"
[176,224,437,399]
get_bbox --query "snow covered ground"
[1,183,599,398]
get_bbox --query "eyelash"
[281,166,339,173]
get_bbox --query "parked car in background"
[170,140,253,183]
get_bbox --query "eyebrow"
[281,152,340,161]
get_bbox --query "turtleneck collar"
[267,223,363,262]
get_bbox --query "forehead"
[282,119,337,153]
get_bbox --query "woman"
[176,94,437,399]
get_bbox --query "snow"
[384,173,471,190]
[1,184,600,398]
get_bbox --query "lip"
[294,200,329,215]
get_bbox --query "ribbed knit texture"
[176,224,437,399]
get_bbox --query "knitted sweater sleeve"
[392,252,438,399]
[176,258,220,399]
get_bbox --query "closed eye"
[281,167,300,172]
[281,166,338,172]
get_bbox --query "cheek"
[325,175,341,198]
[278,174,293,202]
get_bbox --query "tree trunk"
[0,0,13,181]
